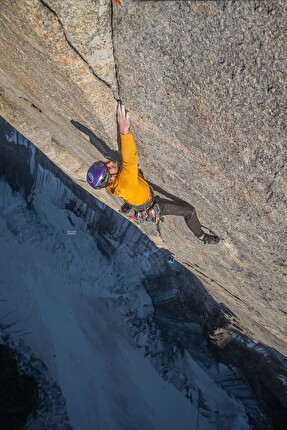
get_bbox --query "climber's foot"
[199,233,220,245]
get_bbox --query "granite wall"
[0,0,286,356]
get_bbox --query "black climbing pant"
[155,197,203,238]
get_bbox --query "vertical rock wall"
[113,0,287,354]
[0,0,286,355]
[0,0,118,184]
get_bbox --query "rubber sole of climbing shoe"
[203,234,220,245]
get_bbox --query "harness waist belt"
[132,196,154,211]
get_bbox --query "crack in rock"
[110,0,121,101]
[39,0,119,101]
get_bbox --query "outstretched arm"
[117,103,130,135]
[117,103,138,174]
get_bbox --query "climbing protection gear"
[133,193,163,224]
[86,162,110,189]
[135,203,163,224]
[120,199,163,225]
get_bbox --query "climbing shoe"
[203,233,220,245]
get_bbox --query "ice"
[0,120,273,429]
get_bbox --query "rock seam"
[39,0,120,101]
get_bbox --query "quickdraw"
[135,203,163,224]
[120,190,164,225]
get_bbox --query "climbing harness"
[135,202,163,224]
[132,195,154,212]
[120,195,164,228]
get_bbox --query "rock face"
[0,0,286,358]
[1,119,286,430]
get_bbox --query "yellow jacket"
[107,132,152,206]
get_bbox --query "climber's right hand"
[117,102,130,135]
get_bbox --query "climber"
[86,103,220,245]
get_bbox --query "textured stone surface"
[43,0,118,92]
[0,0,117,185]
[0,0,286,357]
[113,0,287,354]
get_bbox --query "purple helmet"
[86,161,111,189]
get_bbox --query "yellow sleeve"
[120,132,138,179]
[107,131,152,205]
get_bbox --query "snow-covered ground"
[0,119,272,429]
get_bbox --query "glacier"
[0,117,280,429]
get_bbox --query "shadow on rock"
[0,345,38,430]
[144,264,287,430]
[209,330,287,430]
[70,120,122,163]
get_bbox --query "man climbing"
[87,103,220,245]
